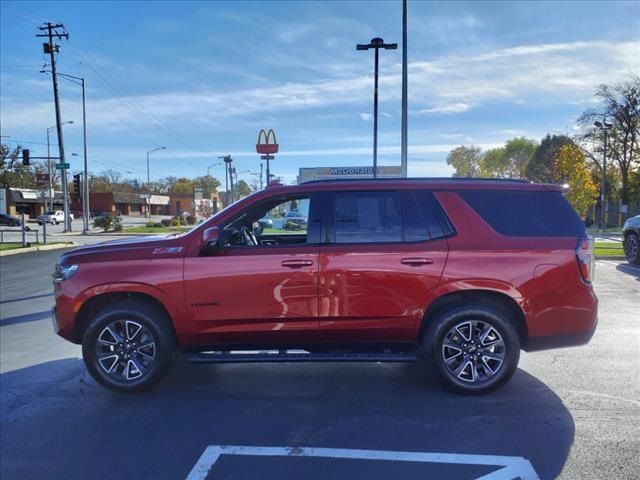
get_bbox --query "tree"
[193,175,221,193]
[170,177,194,194]
[525,135,575,183]
[447,145,483,177]
[578,75,640,206]
[502,137,537,178]
[235,179,251,198]
[0,143,44,189]
[479,148,507,178]
[554,144,598,217]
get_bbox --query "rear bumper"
[524,315,598,351]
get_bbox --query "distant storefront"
[75,192,171,217]
[0,188,63,219]
[297,166,402,183]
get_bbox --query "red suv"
[52,178,598,394]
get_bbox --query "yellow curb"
[0,242,75,257]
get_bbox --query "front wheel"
[82,301,176,393]
[422,305,520,395]
[51,219,57,225]
[624,233,640,265]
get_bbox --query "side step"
[187,350,418,364]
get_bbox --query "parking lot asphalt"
[1,250,639,480]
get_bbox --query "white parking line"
[186,445,540,480]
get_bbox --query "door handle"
[401,257,434,266]
[281,259,313,268]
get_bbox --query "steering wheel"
[240,226,258,246]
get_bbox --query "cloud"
[359,113,372,121]
[2,40,638,132]
[418,103,472,114]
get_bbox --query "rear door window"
[328,190,452,244]
[459,190,586,237]
[333,191,402,243]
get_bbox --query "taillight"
[576,237,595,283]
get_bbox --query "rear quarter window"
[459,190,586,237]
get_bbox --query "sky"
[1,0,639,185]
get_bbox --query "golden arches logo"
[256,129,279,154]
[257,129,277,145]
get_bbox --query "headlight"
[53,264,78,282]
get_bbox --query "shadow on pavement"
[0,293,53,305]
[1,358,574,480]
[616,263,640,279]
[0,310,51,327]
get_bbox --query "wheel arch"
[73,289,177,344]
[419,289,528,347]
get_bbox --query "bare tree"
[578,75,640,205]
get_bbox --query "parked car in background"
[37,210,72,225]
[52,178,598,395]
[623,214,640,264]
[283,210,308,230]
[0,213,30,230]
[258,215,273,229]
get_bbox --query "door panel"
[318,189,448,344]
[184,247,319,346]
[182,192,323,347]
[318,240,448,343]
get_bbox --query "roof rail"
[301,177,532,185]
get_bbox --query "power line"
[68,45,210,163]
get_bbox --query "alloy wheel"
[96,320,156,382]
[441,320,506,384]
[624,235,638,262]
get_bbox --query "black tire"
[51,219,57,225]
[421,304,520,395]
[82,300,176,393]
[624,233,640,265]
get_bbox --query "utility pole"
[400,0,408,178]
[357,38,397,178]
[37,22,70,231]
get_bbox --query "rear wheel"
[624,233,640,265]
[422,305,520,395]
[51,219,57,225]
[82,300,176,393]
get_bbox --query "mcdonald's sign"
[256,129,278,154]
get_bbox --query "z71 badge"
[152,247,183,255]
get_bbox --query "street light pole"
[218,155,233,205]
[594,120,612,229]
[357,37,397,179]
[80,77,89,234]
[146,146,166,218]
[46,121,73,213]
[43,71,89,232]
[401,0,408,178]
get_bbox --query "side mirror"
[202,226,220,249]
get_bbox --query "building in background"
[297,166,402,183]
[78,192,170,217]
[0,187,63,219]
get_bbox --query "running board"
[187,350,418,364]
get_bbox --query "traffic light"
[22,149,30,166]
[73,174,81,197]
